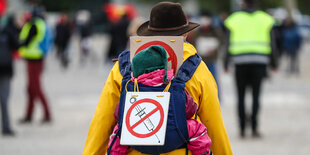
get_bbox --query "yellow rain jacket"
[83,42,233,155]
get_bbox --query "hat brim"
[136,21,200,36]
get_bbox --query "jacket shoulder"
[118,50,131,77]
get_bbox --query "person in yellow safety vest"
[83,2,232,155]
[19,13,45,59]
[223,0,278,138]
[18,8,51,124]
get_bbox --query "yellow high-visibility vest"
[19,18,46,59]
[225,10,274,55]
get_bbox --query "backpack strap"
[177,54,213,155]
[175,54,202,82]
[118,50,131,78]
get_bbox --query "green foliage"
[258,0,283,10]
[298,0,310,15]
[198,0,231,13]
[28,0,310,15]
[198,0,283,13]
[27,0,82,11]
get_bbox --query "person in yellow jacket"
[83,2,232,155]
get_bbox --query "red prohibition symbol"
[126,98,164,138]
[135,41,178,74]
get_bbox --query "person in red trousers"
[19,8,51,123]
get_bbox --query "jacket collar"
[183,42,197,62]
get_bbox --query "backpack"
[39,23,54,56]
[0,27,12,66]
[109,50,201,154]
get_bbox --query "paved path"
[0,34,309,155]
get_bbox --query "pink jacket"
[108,120,211,155]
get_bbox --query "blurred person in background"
[55,14,72,69]
[187,11,224,99]
[18,7,51,123]
[107,14,130,61]
[109,16,143,63]
[0,15,20,136]
[104,3,138,62]
[224,0,278,138]
[76,10,92,65]
[273,19,284,58]
[21,11,32,27]
[281,18,302,75]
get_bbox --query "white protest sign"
[130,36,183,74]
[120,92,170,145]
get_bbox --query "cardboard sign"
[130,36,183,74]
[120,92,170,145]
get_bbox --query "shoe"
[41,118,52,124]
[19,118,31,124]
[252,131,262,138]
[240,133,246,139]
[2,130,15,136]
[240,130,246,139]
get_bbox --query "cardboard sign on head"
[130,36,183,75]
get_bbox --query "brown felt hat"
[137,2,200,36]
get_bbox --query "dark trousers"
[285,49,299,74]
[235,64,266,133]
[0,76,12,132]
[56,46,69,68]
[25,60,50,120]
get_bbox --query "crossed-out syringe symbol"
[130,97,160,143]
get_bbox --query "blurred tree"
[259,0,283,10]
[27,0,110,12]
[196,0,282,14]
[27,0,82,11]
[199,0,231,13]
[28,0,308,15]
[298,0,310,15]
[135,0,229,13]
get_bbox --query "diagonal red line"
[168,57,172,61]
[131,107,160,129]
